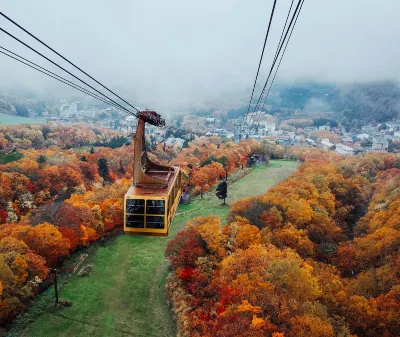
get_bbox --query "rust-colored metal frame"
[133,118,172,188]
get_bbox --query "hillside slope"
[9,161,298,337]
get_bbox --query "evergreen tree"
[216,180,228,205]
[80,155,87,162]
[183,139,190,148]
[98,158,111,182]
[119,160,126,175]
[90,147,95,154]
[37,155,47,164]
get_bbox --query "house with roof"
[372,137,388,152]
[342,136,354,147]
[258,122,276,133]
[335,143,355,156]
[386,122,400,132]
[320,138,334,150]
[306,138,316,146]
[357,133,370,140]
[165,137,185,149]
[213,128,227,136]
[361,125,377,134]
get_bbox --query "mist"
[1,0,399,113]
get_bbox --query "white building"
[385,122,400,132]
[372,137,388,152]
[335,143,355,155]
[245,111,264,124]
[321,138,334,150]
[394,131,400,139]
[59,103,69,115]
[263,122,276,133]
[319,125,331,131]
[165,137,185,149]
[361,125,377,134]
[124,115,138,134]
[306,138,316,146]
[68,102,79,115]
[213,129,227,136]
[357,133,370,140]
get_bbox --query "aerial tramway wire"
[0,46,135,115]
[248,0,302,130]
[0,12,140,114]
[247,0,304,132]
[0,46,202,136]
[0,27,137,115]
[246,0,294,131]
[253,0,305,128]
[0,48,203,137]
[247,0,295,130]
[244,0,277,125]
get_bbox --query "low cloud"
[1,0,399,113]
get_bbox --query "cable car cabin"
[124,167,181,235]
[124,110,182,236]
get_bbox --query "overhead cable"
[244,0,278,125]
[0,46,134,115]
[0,49,133,114]
[0,12,140,114]
[246,0,296,130]
[250,0,303,126]
[0,27,135,115]
[253,0,305,128]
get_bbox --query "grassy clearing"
[0,113,46,125]
[10,160,298,337]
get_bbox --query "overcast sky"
[1,0,399,112]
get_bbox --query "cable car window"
[146,216,165,229]
[126,199,145,214]
[126,215,144,228]
[146,199,165,214]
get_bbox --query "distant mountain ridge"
[221,81,400,127]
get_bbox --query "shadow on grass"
[48,312,137,336]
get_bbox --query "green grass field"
[0,113,46,125]
[10,160,298,337]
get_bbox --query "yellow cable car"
[124,110,182,236]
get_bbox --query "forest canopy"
[166,152,400,337]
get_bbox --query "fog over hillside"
[1,0,400,113]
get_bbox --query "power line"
[245,0,295,131]
[255,0,305,127]
[0,49,133,114]
[248,0,296,130]
[252,0,303,114]
[0,27,136,115]
[249,0,304,132]
[0,46,134,115]
[273,0,295,67]
[0,48,201,136]
[250,0,302,124]
[0,12,140,114]
[244,0,277,125]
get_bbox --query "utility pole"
[50,268,61,305]
[224,164,228,181]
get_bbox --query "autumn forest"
[0,123,399,337]
[166,151,400,337]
